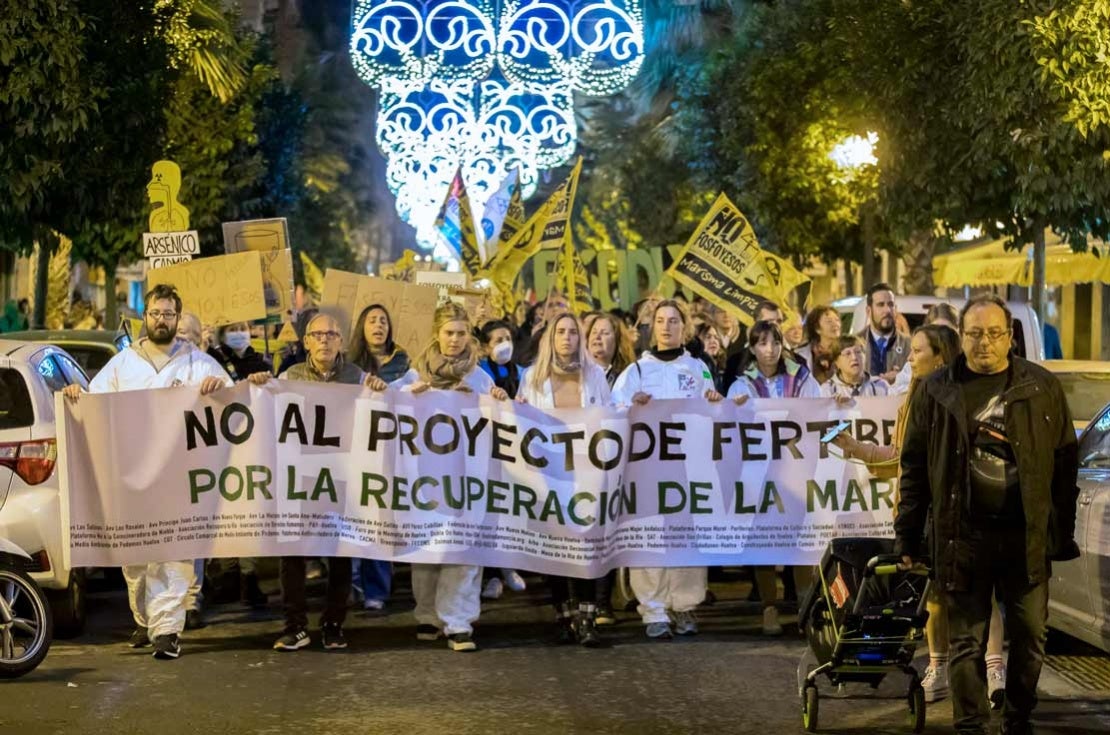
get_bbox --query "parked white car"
[831,295,1045,361]
[0,339,89,637]
[1049,401,1110,653]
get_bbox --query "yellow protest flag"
[666,193,802,326]
[434,168,482,277]
[557,236,594,314]
[482,159,582,294]
[299,251,325,301]
[759,251,812,316]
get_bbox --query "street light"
[829,132,879,169]
[830,131,879,292]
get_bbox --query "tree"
[830,0,1110,314]
[675,1,883,273]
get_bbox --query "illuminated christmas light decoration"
[375,77,576,245]
[350,0,644,248]
[350,0,497,86]
[497,0,644,95]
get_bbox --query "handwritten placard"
[320,269,438,355]
[146,252,267,327]
[221,218,295,320]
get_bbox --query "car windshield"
[56,344,114,378]
[0,368,34,430]
[1054,372,1110,424]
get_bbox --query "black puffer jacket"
[894,355,1080,592]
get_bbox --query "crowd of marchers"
[62,280,1077,735]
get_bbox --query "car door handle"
[1079,495,1093,506]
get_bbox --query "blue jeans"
[356,559,393,603]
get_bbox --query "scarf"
[421,346,476,390]
[551,355,581,377]
[650,346,684,362]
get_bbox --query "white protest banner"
[61,384,899,577]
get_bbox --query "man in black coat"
[895,294,1079,735]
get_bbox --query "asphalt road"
[3,571,1108,735]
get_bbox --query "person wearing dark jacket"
[895,295,1079,735]
[208,322,272,381]
[346,303,410,611]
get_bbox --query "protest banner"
[221,218,295,320]
[61,383,899,578]
[319,269,438,354]
[146,251,267,326]
[434,169,483,276]
[667,193,809,325]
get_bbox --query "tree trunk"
[104,260,118,330]
[1032,222,1047,326]
[31,233,52,329]
[901,230,937,295]
[861,208,876,291]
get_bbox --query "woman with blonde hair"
[393,302,509,652]
[612,299,723,640]
[518,312,611,645]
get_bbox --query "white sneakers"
[673,611,698,636]
[762,607,784,636]
[481,571,526,599]
[922,665,949,703]
[502,570,527,592]
[481,578,504,600]
[988,666,1006,709]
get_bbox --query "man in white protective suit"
[62,284,232,660]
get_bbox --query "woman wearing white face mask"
[209,321,272,382]
[477,320,525,399]
[475,319,530,600]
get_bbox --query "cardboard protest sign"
[667,193,807,325]
[319,269,438,355]
[146,251,267,327]
[221,218,295,320]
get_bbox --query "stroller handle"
[865,554,931,577]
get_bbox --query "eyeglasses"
[962,328,1011,343]
[307,330,342,342]
[147,310,178,321]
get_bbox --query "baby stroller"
[797,538,931,733]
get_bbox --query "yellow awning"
[932,231,1110,288]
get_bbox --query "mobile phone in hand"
[820,419,853,444]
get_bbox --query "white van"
[831,295,1045,361]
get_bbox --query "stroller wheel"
[801,684,819,732]
[907,683,926,733]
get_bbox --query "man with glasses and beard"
[858,282,911,383]
[62,284,232,660]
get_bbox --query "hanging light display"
[351,0,643,248]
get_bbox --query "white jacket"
[818,372,890,398]
[611,351,716,405]
[394,366,495,394]
[518,361,612,409]
[89,339,232,394]
[889,361,912,395]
